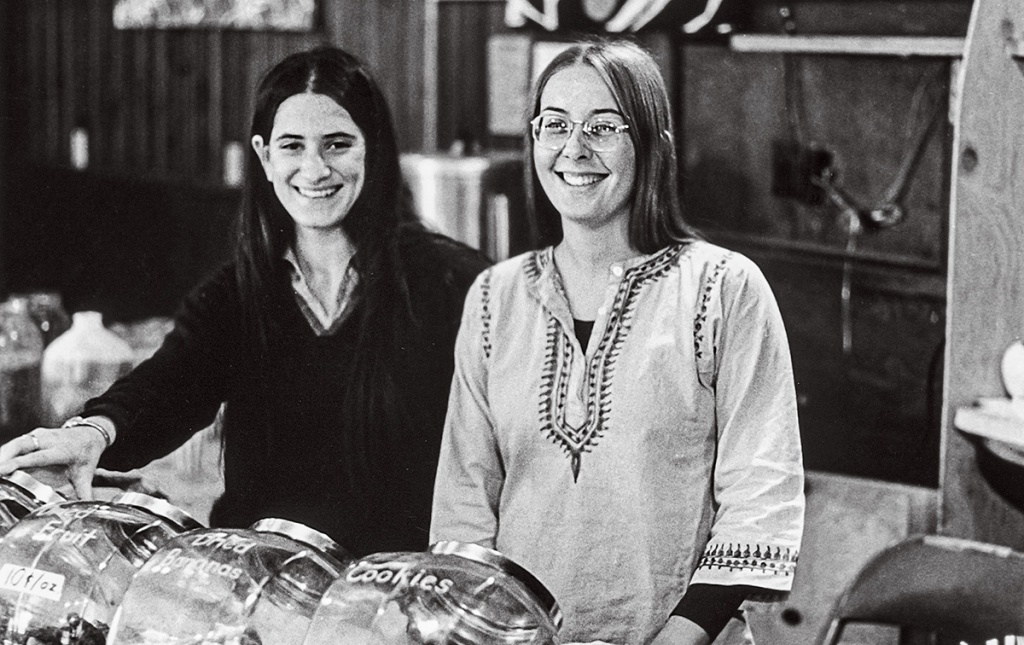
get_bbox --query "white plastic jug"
[41,311,135,425]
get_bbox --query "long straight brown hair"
[527,38,699,252]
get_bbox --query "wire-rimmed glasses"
[530,114,630,152]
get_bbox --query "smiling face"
[252,92,366,232]
[533,64,636,233]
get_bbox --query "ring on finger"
[27,432,40,452]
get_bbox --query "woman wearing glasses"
[431,39,804,645]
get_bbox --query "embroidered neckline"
[533,244,689,481]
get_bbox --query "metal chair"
[817,534,1024,645]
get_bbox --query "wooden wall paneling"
[401,0,427,152]
[43,0,60,162]
[222,32,249,155]
[941,0,1024,548]
[22,0,43,161]
[748,0,974,37]
[130,33,150,173]
[436,2,505,152]
[87,1,106,169]
[152,30,169,174]
[682,46,950,269]
[108,13,128,170]
[165,31,197,179]
[207,30,224,186]
[376,2,424,153]
[323,0,425,152]
[247,31,273,131]
[60,0,80,167]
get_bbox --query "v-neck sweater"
[89,230,490,556]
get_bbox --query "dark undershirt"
[573,319,595,352]
[572,318,754,639]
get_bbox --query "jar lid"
[250,518,350,565]
[3,471,65,506]
[114,492,203,531]
[430,541,563,628]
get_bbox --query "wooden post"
[942,0,1024,546]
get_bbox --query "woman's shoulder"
[679,240,764,278]
[465,247,548,298]
[396,225,493,288]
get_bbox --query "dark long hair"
[234,46,422,493]
[527,38,698,252]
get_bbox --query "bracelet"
[62,416,114,448]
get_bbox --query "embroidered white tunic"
[430,241,805,645]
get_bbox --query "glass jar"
[0,298,44,442]
[109,518,350,645]
[0,471,65,535]
[0,491,201,645]
[304,541,563,645]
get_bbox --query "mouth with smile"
[556,171,605,187]
[294,185,342,199]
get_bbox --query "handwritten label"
[0,564,64,601]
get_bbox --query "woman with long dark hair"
[0,46,490,555]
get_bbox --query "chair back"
[817,535,1024,645]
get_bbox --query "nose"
[300,147,331,179]
[560,122,591,158]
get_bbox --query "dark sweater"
[89,230,490,556]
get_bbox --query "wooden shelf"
[954,398,1024,449]
[729,34,965,58]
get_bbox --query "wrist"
[62,416,116,448]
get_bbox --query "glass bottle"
[24,292,72,347]
[40,311,135,426]
[0,298,45,442]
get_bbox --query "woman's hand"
[649,616,712,645]
[0,422,109,500]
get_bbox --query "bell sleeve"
[689,253,805,598]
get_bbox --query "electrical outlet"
[771,140,833,206]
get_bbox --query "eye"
[326,139,356,152]
[277,141,303,152]
[541,116,570,133]
[588,121,621,136]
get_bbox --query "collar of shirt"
[283,246,360,336]
[528,245,677,330]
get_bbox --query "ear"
[251,135,273,181]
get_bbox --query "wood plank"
[207,30,224,186]
[109,12,128,170]
[21,0,44,161]
[88,0,106,169]
[131,33,150,172]
[43,0,60,161]
[942,0,1024,547]
[151,30,169,173]
[60,0,81,167]
[730,34,965,58]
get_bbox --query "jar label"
[0,563,64,601]
[345,560,454,594]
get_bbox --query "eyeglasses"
[530,115,630,152]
